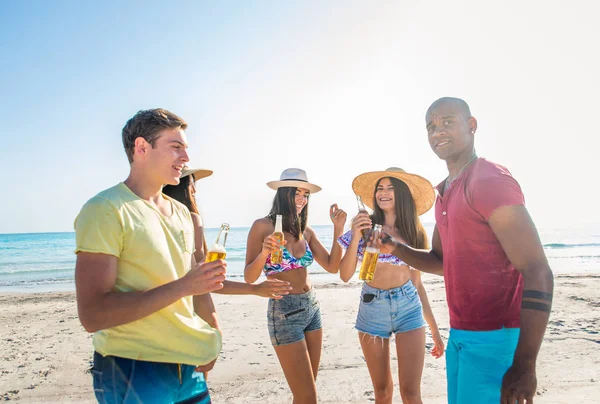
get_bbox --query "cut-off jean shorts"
[267,288,322,346]
[355,280,426,338]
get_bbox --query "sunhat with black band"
[267,168,322,194]
[352,167,435,216]
[180,166,213,181]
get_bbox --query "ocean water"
[0,223,599,292]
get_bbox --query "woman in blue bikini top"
[243,168,347,403]
[244,168,347,293]
[262,237,315,276]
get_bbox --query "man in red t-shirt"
[380,97,553,404]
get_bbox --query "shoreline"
[1,272,598,295]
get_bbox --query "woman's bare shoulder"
[304,226,317,242]
[250,217,273,233]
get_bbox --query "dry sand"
[1,275,599,403]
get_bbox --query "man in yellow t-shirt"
[74,109,226,404]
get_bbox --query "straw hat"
[267,168,322,193]
[352,167,435,215]
[181,166,213,181]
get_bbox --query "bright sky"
[1,0,598,234]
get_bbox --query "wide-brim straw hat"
[181,166,213,181]
[352,167,435,216]
[267,168,322,194]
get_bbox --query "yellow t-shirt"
[74,183,222,366]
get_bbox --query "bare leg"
[395,327,426,404]
[359,332,393,404]
[304,329,322,380]
[274,339,317,404]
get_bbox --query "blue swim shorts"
[91,352,211,404]
[446,327,520,404]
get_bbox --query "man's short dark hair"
[426,97,472,119]
[122,109,188,163]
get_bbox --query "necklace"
[445,154,478,191]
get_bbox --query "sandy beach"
[1,274,598,403]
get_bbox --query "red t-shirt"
[435,158,525,331]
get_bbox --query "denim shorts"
[267,288,322,346]
[91,352,211,404]
[355,280,426,338]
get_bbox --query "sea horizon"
[1,223,599,293]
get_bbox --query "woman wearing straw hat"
[244,168,347,404]
[338,167,444,404]
[163,167,293,298]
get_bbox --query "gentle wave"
[546,255,600,260]
[543,243,600,249]
[0,267,74,276]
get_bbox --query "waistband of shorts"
[272,287,316,301]
[93,351,191,368]
[449,327,520,342]
[361,280,415,297]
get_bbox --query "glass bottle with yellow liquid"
[205,223,229,262]
[271,215,284,264]
[358,224,382,282]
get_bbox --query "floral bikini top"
[337,230,411,267]
[263,240,314,276]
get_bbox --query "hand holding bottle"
[376,231,398,255]
[262,215,287,262]
[261,234,286,256]
[183,260,227,295]
[351,212,372,239]
[358,224,382,282]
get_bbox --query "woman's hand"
[262,234,286,257]
[430,330,445,359]
[330,204,347,231]
[351,212,372,238]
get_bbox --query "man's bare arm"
[75,252,226,333]
[379,225,444,276]
[490,205,553,402]
[193,293,219,330]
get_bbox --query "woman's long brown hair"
[163,174,208,256]
[371,177,429,249]
[267,187,308,241]
[163,174,199,214]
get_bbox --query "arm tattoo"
[521,300,551,313]
[523,289,552,302]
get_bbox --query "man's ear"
[133,137,148,160]
[468,116,478,135]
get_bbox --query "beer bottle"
[206,223,229,262]
[358,224,382,282]
[271,215,284,264]
[356,195,371,240]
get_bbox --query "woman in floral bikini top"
[244,168,347,404]
[338,167,444,404]
[263,239,315,275]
